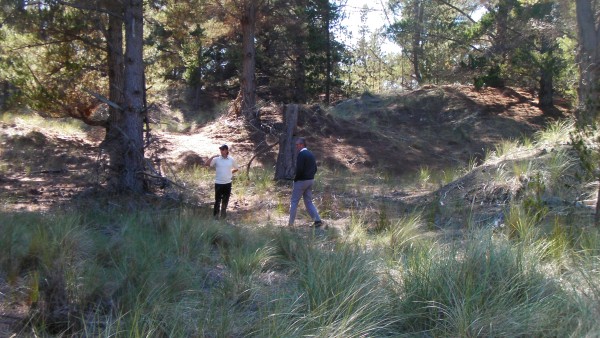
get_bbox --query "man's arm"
[205,155,218,167]
[294,152,305,180]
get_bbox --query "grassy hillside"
[2,86,600,336]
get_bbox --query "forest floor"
[0,84,570,213]
[0,84,584,335]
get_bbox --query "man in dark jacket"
[288,137,323,227]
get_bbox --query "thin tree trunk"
[115,0,145,193]
[324,5,331,105]
[412,0,423,84]
[192,45,204,110]
[538,70,553,108]
[294,27,307,103]
[241,0,258,124]
[495,0,512,58]
[538,38,554,109]
[103,3,127,189]
[275,104,298,180]
[294,49,307,103]
[576,0,600,123]
[575,0,600,226]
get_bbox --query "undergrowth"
[2,118,600,336]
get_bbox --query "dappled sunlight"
[3,85,600,336]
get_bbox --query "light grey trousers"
[288,179,321,226]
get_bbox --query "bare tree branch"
[83,88,123,111]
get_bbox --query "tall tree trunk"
[107,9,125,114]
[275,104,299,180]
[576,0,600,123]
[495,0,512,57]
[412,0,424,84]
[576,0,600,226]
[110,0,145,193]
[538,69,554,108]
[324,4,331,105]
[0,81,9,110]
[191,45,204,110]
[293,40,307,103]
[292,2,307,104]
[538,36,554,109]
[241,0,258,124]
[103,2,128,190]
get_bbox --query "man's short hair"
[296,137,306,146]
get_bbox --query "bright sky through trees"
[340,0,402,54]
[340,0,486,55]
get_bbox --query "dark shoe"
[313,220,323,228]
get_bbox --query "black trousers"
[214,183,232,219]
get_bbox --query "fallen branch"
[244,141,279,179]
[140,171,187,190]
[31,169,68,174]
[83,87,123,111]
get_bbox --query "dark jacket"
[294,149,317,181]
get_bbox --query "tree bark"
[241,0,258,124]
[274,104,298,180]
[324,3,331,105]
[538,32,554,108]
[575,0,600,226]
[110,0,145,193]
[411,0,424,84]
[494,0,513,58]
[538,69,554,108]
[103,2,127,186]
[293,26,307,103]
[576,0,600,123]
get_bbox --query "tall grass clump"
[504,203,545,241]
[495,138,521,159]
[389,229,575,337]
[439,166,465,186]
[372,212,428,261]
[1,207,278,336]
[220,234,276,303]
[568,258,600,335]
[0,212,95,334]
[576,226,600,258]
[544,148,575,191]
[74,211,218,336]
[512,159,535,178]
[0,212,47,282]
[417,166,431,188]
[173,164,213,189]
[535,119,574,146]
[260,244,394,337]
[244,166,276,193]
[125,212,263,336]
[344,211,370,246]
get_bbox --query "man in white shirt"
[206,144,239,220]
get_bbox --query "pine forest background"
[4,0,600,337]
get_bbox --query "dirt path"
[1,85,569,213]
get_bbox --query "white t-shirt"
[210,156,238,184]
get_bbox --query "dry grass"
[1,89,597,336]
